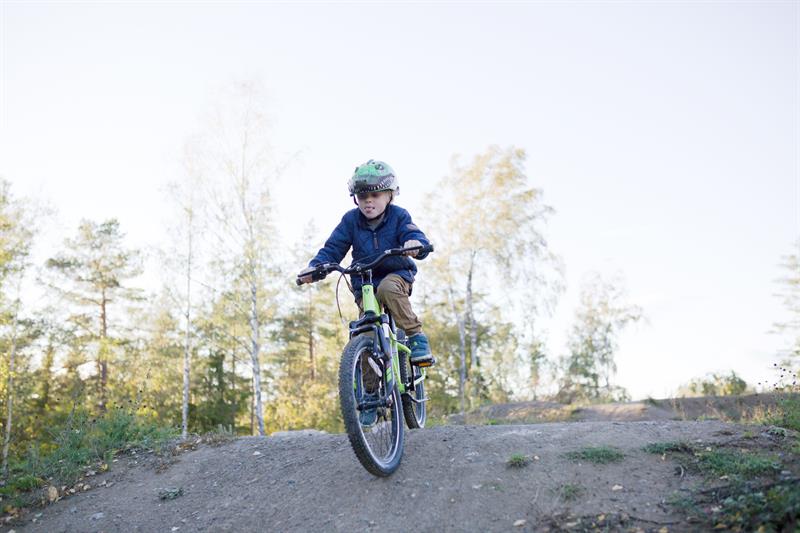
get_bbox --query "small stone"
[47,486,58,502]
[91,512,104,520]
[82,484,91,491]
[253,451,261,456]
[612,484,623,491]
[472,484,482,489]
[514,519,527,527]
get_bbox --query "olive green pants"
[357,274,422,336]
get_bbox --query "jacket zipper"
[372,231,378,250]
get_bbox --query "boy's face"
[355,190,392,219]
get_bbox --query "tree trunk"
[465,251,480,399]
[249,272,265,436]
[447,286,468,414]
[2,299,20,479]
[182,228,193,439]
[38,343,55,417]
[457,315,467,414]
[99,290,109,413]
[308,290,316,381]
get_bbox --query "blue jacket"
[309,204,430,298]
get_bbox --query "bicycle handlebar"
[296,244,434,286]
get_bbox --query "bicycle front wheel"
[338,334,404,477]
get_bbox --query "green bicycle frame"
[358,284,423,395]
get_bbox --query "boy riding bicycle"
[297,159,434,366]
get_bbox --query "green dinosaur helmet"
[347,159,400,196]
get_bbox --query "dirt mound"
[446,393,786,425]
[14,394,797,532]
[16,418,794,532]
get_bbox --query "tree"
[164,139,208,439]
[677,371,748,397]
[45,219,142,412]
[556,273,642,404]
[419,146,563,410]
[196,80,287,436]
[0,178,36,476]
[772,239,800,366]
[267,222,351,433]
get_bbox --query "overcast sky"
[1,1,797,400]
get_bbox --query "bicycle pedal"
[413,357,436,367]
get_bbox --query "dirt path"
[13,419,782,532]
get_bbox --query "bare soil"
[9,394,799,532]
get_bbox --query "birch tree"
[198,81,284,436]
[420,146,563,409]
[555,273,641,404]
[772,239,800,366]
[164,140,207,439]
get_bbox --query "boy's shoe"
[359,393,378,427]
[408,333,434,365]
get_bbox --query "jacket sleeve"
[397,209,431,260]
[309,215,352,267]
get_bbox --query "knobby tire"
[338,334,404,477]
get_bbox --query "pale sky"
[1,1,797,400]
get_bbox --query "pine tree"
[45,219,142,413]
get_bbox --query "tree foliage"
[418,145,563,412]
[555,273,641,404]
[677,371,748,398]
[773,239,800,365]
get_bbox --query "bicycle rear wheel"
[397,330,427,428]
[338,334,404,477]
[400,356,427,429]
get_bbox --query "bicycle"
[296,244,434,476]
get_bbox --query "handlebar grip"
[296,277,303,286]
[420,243,434,254]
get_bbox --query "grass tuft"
[565,446,624,464]
[643,441,693,454]
[695,449,781,479]
[506,453,530,468]
[556,483,584,502]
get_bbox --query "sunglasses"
[355,191,387,201]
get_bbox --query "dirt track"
[15,418,787,532]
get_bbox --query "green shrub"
[5,406,176,507]
[712,481,800,531]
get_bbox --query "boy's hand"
[403,240,422,257]
[297,266,315,284]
